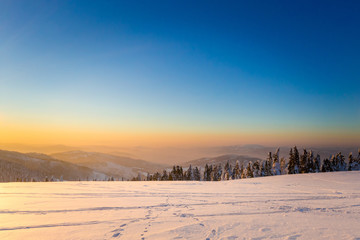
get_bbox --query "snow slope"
[0,172,360,239]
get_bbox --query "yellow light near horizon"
[1,118,359,148]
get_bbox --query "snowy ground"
[1,172,360,240]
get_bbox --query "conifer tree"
[348,153,355,171]
[300,149,308,173]
[193,167,201,181]
[186,165,193,180]
[261,161,266,176]
[330,155,337,171]
[337,152,347,171]
[288,147,295,174]
[267,152,273,175]
[246,162,254,178]
[280,157,286,175]
[293,146,300,174]
[223,161,231,180]
[306,150,315,173]
[252,160,261,177]
[321,158,333,172]
[314,154,321,173]
[216,164,222,181]
[204,164,209,181]
[161,170,168,181]
[272,148,281,175]
[240,163,245,179]
[233,161,241,179]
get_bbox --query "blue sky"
[0,0,359,146]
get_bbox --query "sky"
[0,0,359,148]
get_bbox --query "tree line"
[141,147,360,181]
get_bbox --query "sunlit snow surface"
[1,172,360,239]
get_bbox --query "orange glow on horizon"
[1,118,359,148]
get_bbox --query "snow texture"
[1,172,360,239]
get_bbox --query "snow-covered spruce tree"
[204,164,212,181]
[216,164,222,181]
[306,150,315,173]
[267,152,273,175]
[337,152,347,171]
[211,164,221,181]
[246,162,254,178]
[155,172,162,181]
[178,166,184,180]
[161,170,168,181]
[170,166,177,180]
[330,155,337,171]
[204,164,209,181]
[263,158,272,176]
[294,146,300,174]
[260,161,266,176]
[314,154,321,173]
[185,165,193,180]
[330,153,346,171]
[321,158,333,172]
[348,153,355,171]
[280,157,286,175]
[240,163,245,178]
[193,167,201,181]
[288,147,295,174]
[208,164,213,181]
[300,149,308,173]
[232,161,241,179]
[223,161,231,180]
[272,148,281,175]
[252,160,261,177]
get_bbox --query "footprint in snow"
[112,233,120,237]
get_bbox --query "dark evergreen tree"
[204,164,212,181]
[223,161,232,180]
[348,152,354,171]
[185,165,193,180]
[267,152,273,175]
[300,149,308,173]
[314,154,321,173]
[288,147,295,174]
[306,150,315,173]
[193,167,201,181]
[293,146,300,174]
[321,158,333,172]
[161,170,168,181]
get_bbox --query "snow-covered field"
[1,172,360,240]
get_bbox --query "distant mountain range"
[0,150,105,182]
[51,151,168,180]
[0,150,168,182]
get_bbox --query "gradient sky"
[0,0,359,147]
